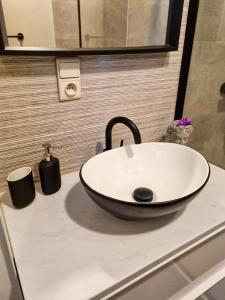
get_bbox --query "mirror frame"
[0,0,184,56]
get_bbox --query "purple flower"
[176,117,192,127]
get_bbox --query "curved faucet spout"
[104,116,142,151]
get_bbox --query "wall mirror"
[0,0,184,56]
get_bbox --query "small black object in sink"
[133,187,153,203]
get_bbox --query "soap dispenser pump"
[39,143,61,195]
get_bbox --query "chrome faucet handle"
[120,140,124,147]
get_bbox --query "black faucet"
[104,116,142,151]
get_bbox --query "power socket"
[56,58,81,102]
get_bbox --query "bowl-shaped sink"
[80,143,210,220]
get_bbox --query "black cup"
[7,167,36,209]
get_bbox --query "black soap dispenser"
[39,143,61,195]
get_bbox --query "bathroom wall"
[183,0,225,169]
[1,0,55,47]
[0,0,189,190]
[52,0,80,48]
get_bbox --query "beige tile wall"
[183,0,225,168]
[0,0,189,190]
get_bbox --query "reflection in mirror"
[0,0,171,49]
[1,0,80,48]
[1,0,57,47]
[53,0,80,48]
[80,0,170,48]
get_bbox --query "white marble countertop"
[1,164,225,300]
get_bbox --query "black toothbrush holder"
[7,167,36,209]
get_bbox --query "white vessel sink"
[80,143,210,220]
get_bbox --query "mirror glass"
[1,0,171,49]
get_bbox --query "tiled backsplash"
[0,1,189,190]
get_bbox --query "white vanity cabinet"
[0,210,22,300]
[112,230,225,300]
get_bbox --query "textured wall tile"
[0,0,189,190]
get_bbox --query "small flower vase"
[166,119,194,146]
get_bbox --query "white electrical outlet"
[56,58,81,101]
